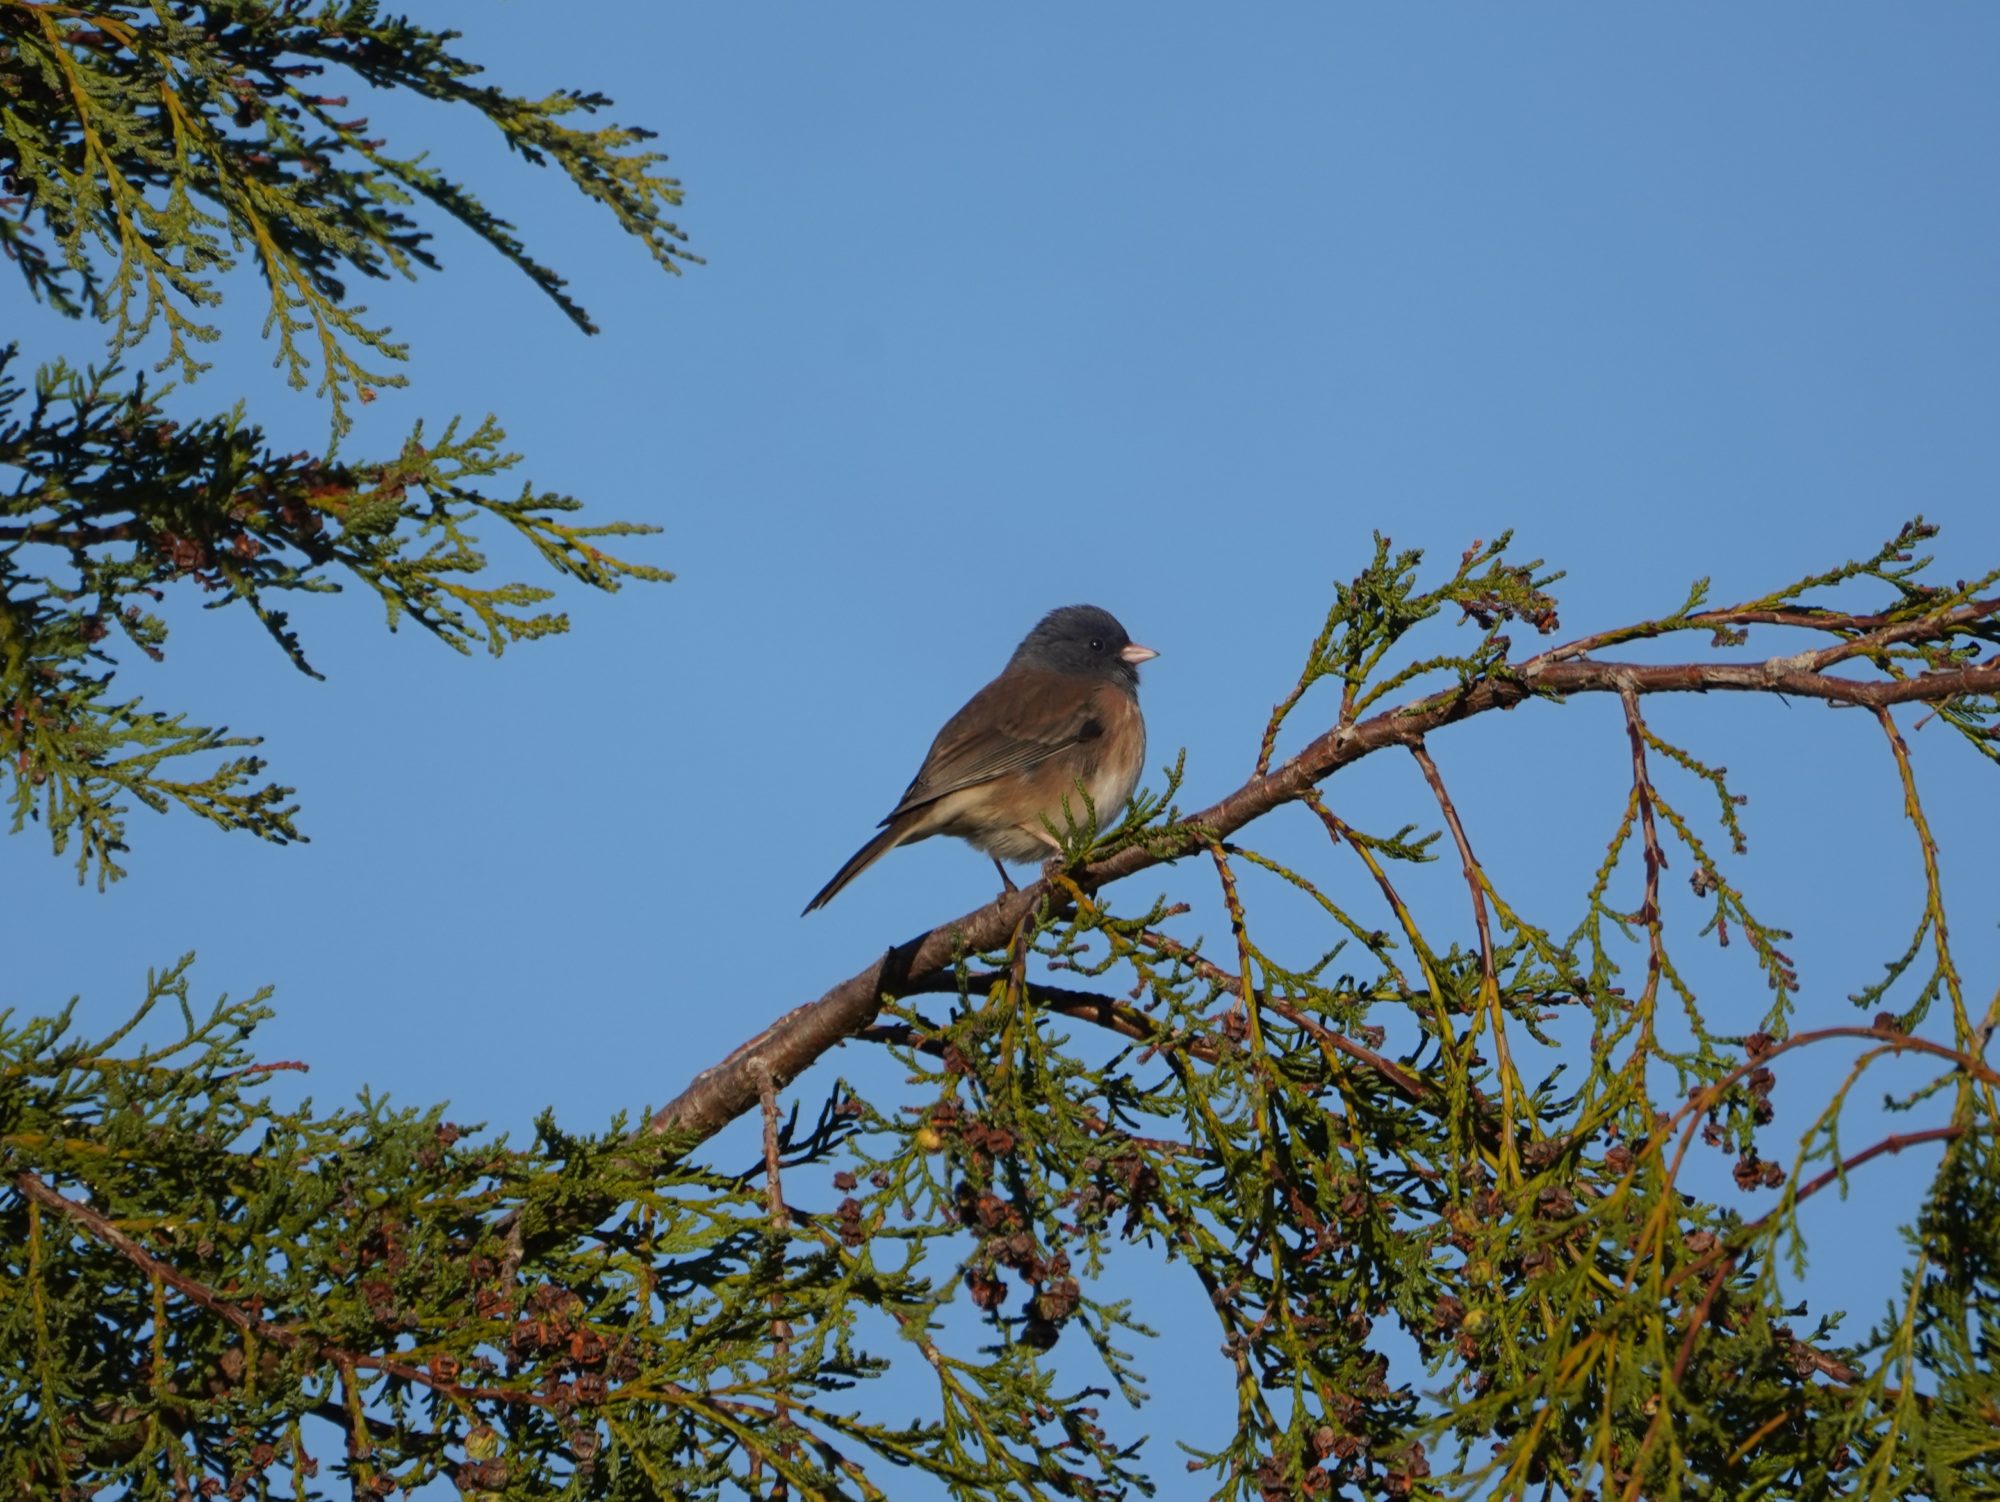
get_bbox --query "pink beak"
[1119,642,1159,665]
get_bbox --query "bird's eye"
[1089,638,1104,652]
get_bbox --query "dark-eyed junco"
[803,605,1157,914]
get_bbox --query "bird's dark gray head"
[1008,604,1157,690]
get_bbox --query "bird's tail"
[802,816,916,914]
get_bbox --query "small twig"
[1618,688,1668,929]
[1621,1256,1735,1502]
[1743,1124,1969,1245]
[213,1058,310,1083]
[1206,844,1259,1024]
[1642,1027,1999,1226]
[1673,1260,1733,1389]
[1257,993,1428,1104]
[14,1171,570,1412]
[1875,705,1980,1058]
[1533,595,2000,669]
[0,518,144,546]
[1299,791,1415,991]
[1257,608,1344,776]
[1636,1122,1970,1458]
[1410,741,1519,1173]
[1136,927,1430,1103]
[752,1060,789,1233]
[858,986,1226,1066]
[1409,743,1499,995]
[751,1059,795,1466]
[1618,686,1673,1072]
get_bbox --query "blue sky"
[9,5,2000,1492]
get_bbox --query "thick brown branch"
[650,638,2000,1149]
[0,518,143,546]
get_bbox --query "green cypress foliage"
[1,1,680,885]
[6,9,2000,1501]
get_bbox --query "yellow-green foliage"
[6,7,2000,1501]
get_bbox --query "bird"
[803,604,1157,914]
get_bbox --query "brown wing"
[879,670,1109,826]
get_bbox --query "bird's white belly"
[920,725,1144,864]
[1085,734,1144,823]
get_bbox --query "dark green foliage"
[1912,1131,2000,1499]
[8,7,2000,1502]
[0,0,694,433]
[9,525,1999,1500]
[0,350,668,885]
[0,966,1154,1498]
[0,1,680,884]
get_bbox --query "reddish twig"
[1622,1255,1738,1502]
[1618,688,1673,1068]
[1408,743,1498,995]
[215,1059,310,1082]
[1615,1119,1969,1494]
[1618,689,1667,929]
[1675,1261,1733,1388]
[752,1061,789,1232]
[751,1059,795,1455]
[860,985,1226,1067]
[1650,1026,1998,1178]
[1653,1123,1969,1410]
[1256,993,1427,1104]
[1874,704,1984,1059]
[1134,926,1431,1103]
[1409,741,1521,1169]
[15,1171,571,1413]
[1536,595,2000,669]
[0,519,144,547]
[1752,1124,1968,1240]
